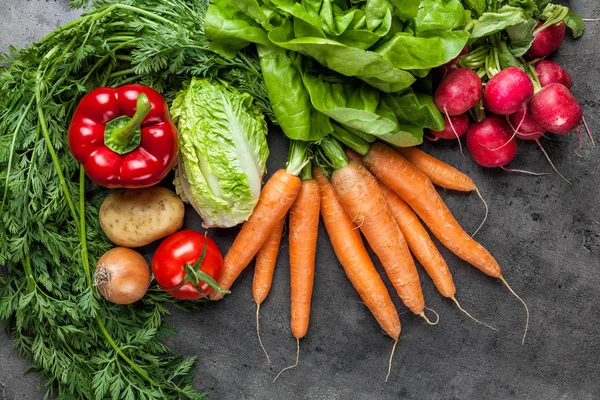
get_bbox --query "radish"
[528,83,582,134]
[509,108,545,140]
[483,67,534,115]
[508,108,570,184]
[535,60,572,88]
[525,22,566,60]
[428,114,470,140]
[434,68,482,116]
[432,47,470,88]
[466,116,517,168]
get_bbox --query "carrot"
[253,216,286,304]
[314,168,400,340]
[289,170,320,340]
[215,141,308,299]
[397,147,475,191]
[366,142,498,277]
[378,181,496,331]
[364,142,528,343]
[378,181,456,298]
[274,164,320,382]
[252,216,286,364]
[397,147,489,237]
[320,138,432,323]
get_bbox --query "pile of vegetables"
[0,0,592,397]
[428,1,590,182]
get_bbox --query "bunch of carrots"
[212,138,528,381]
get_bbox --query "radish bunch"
[429,4,591,182]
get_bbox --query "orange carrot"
[397,147,490,237]
[289,176,320,340]
[365,142,500,278]
[253,217,286,305]
[397,147,475,191]
[215,169,301,299]
[274,166,320,382]
[253,216,286,364]
[378,181,456,298]
[364,142,528,343]
[314,168,400,340]
[380,181,497,331]
[330,160,426,318]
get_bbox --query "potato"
[99,187,185,247]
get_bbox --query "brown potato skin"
[99,187,184,247]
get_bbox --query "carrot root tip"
[256,303,271,365]
[499,276,530,345]
[385,339,399,383]
[419,307,440,325]
[451,296,498,332]
[272,338,300,383]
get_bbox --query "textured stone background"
[1,0,599,399]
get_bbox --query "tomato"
[152,230,223,300]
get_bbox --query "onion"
[94,247,151,304]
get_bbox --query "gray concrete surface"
[1,0,600,399]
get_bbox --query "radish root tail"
[256,303,270,365]
[445,107,464,157]
[486,112,525,152]
[451,296,498,332]
[385,339,399,383]
[534,139,571,185]
[419,307,440,325]
[471,186,489,238]
[273,338,300,383]
[500,166,550,176]
[499,276,530,345]
[582,115,595,148]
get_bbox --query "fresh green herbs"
[0,0,271,398]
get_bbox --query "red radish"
[529,83,582,134]
[434,68,482,116]
[509,108,546,140]
[428,114,470,140]
[483,67,534,115]
[432,47,470,88]
[525,22,566,60]
[535,60,572,88]
[508,109,571,184]
[466,116,517,168]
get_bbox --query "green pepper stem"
[112,93,151,145]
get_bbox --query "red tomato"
[152,230,223,300]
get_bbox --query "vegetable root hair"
[500,166,550,176]
[444,107,464,156]
[499,276,530,345]
[273,338,300,383]
[256,303,270,365]
[574,127,584,157]
[471,186,489,238]
[419,307,440,325]
[582,115,595,148]
[451,296,498,332]
[385,339,399,383]
[534,139,571,185]
[486,111,525,152]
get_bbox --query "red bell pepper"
[68,84,178,188]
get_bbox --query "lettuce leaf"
[171,78,269,228]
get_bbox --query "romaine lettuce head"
[171,78,269,228]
